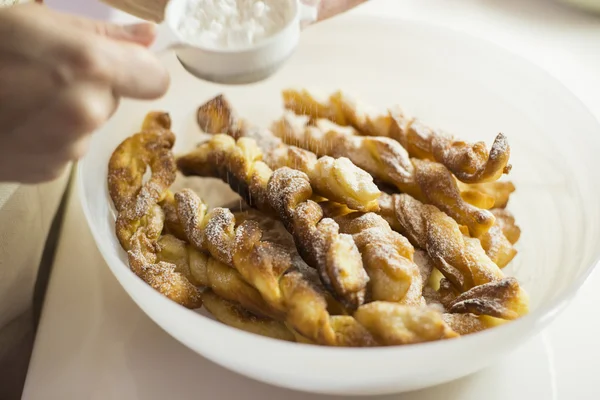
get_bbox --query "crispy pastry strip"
[318,204,425,306]
[196,95,513,268]
[202,290,296,342]
[282,89,511,184]
[431,275,526,321]
[476,207,521,267]
[492,208,521,244]
[442,313,489,336]
[174,188,455,346]
[177,134,369,310]
[156,233,283,319]
[459,181,516,209]
[174,187,342,342]
[127,232,202,309]
[478,223,517,268]
[265,147,427,305]
[196,97,504,303]
[445,277,526,320]
[107,112,201,309]
[196,95,381,213]
[272,114,518,265]
[196,98,424,306]
[271,112,495,238]
[377,193,529,317]
[354,302,457,345]
[157,213,373,345]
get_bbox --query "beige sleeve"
[100,0,169,22]
[0,169,70,389]
[0,171,70,328]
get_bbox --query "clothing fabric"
[0,172,70,398]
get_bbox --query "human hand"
[0,3,169,183]
[314,0,370,22]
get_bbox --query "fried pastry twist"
[196,95,381,212]
[459,181,516,209]
[202,290,297,342]
[174,188,456,345]
[156,233,283,319]
[444,277,525,320]
[108,115,175,250]
[492,208,521,244]
[478,223,517,268]
[195,97,448,304]
[441,313,489,335]
[354,302,457,344]
[377,193,528,318]
[282,89,511,184]
[157,218,377,345]
[177,134,369,310]
[272,112,495,237]
[318,204,425,305]
[107,112,201,309]
[155,229,297,340]
[273,115,517,266]
[172,187,338,342]
[471,207,520,267]
[126,232,202,309]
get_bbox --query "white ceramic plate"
[79,15,600,396]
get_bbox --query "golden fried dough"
[202,290,296,342]
[271,112,495,237]
[108,112,201,309]
[282,88,511,184]
[177,135,368,310]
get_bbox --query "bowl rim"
[78,14,600,358]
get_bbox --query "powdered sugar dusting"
[177,0,293,50]
[174,189,206,248]
[413,249,434,287]
[442,313,486,335]
[334,212,423,304]
[267,167,312,217]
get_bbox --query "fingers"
[0,147,72,184]
[107,23,157,47]
[58,12,158,47]
[54,82,120,136]
[11,82,119,154]
[317,0,369,21]
[95,37,170,99]
[0,3,169,184]
[52,13,169,98]
[1,82,116,183]
[0,4,169,99]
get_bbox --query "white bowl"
[78,15,600,396]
